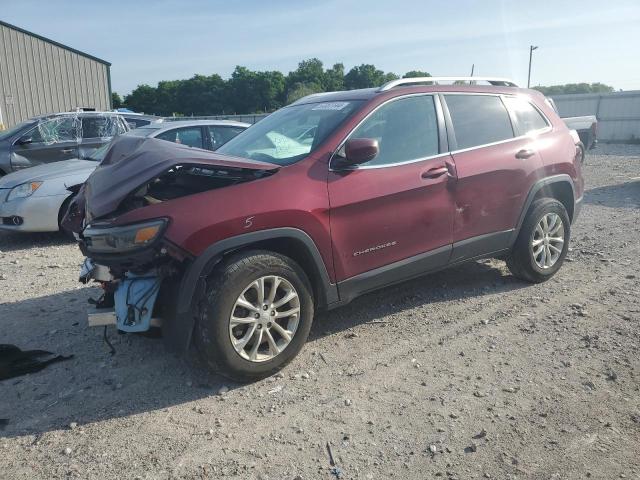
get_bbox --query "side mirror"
[334,138,379,169]
[17,136,33,145]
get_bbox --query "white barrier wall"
[551,90,640,143]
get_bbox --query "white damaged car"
[0,148,102,232]
[0,120,249,233]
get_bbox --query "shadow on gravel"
[584,180,640,209]
[0,231,73,253]
[310,259,526,341]
[0,258,524,439]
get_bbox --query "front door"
[328,94,455,295]
[10,116,79,169]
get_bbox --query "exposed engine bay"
[119,164,271,212]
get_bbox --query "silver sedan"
[0,119,249,232]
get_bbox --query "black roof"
[0,20,111,66]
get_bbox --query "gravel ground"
[1,144,639,480]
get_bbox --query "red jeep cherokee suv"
[72,77,584,381]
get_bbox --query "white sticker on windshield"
[311,102,349,111]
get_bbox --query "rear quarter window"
[503,96,549,134]
[445,95,514,150]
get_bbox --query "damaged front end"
[69,135,279,348]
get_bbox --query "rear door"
[10,116,79,169]
[328,94,455,288]
[442,93,544,262]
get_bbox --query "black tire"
[506,198,571,283]
[195,250,314,382]
[58,194,77,240]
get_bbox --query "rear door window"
[81,116,119,139]
[503,96,549,134]
[208,126,246,150]
[156,127,204,149]
[445,95,514,150]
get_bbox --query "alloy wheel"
[228,275,300,362]
[531,212,565,269]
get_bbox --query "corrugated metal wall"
[0,22,111,129]
[550,90,640,143]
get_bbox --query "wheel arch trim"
[177,227,337,315]
[511,174,575,245]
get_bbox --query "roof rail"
[379,77,519,91]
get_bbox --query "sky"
[2,0,640,95]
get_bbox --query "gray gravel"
[1,143,639,479]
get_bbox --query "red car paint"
[106,84,583,287]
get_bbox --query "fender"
[510,174,575,246]
[164,227,338,353]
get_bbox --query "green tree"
[175,75,226,116]
[533,83,614,95]
[324,63,345,91]
[403,70,431,78]
[111,92,123,109]
[124,85,157,114]
[287,58,326,89]
[344,64,398,89]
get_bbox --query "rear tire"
[195,250,314,382]
[506,198,570,283]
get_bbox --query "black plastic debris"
[0,344,73,381]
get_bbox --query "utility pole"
[527,45,538,88]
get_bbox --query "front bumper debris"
[88,308,162,328]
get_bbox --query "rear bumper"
[0,194,67,232]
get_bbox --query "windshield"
[0,121,35,141]
[217,100,364,165]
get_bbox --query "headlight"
[7,182,42,201]
[83,219,167,253]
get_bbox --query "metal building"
[0,20,111,130]
[551,90,640,143]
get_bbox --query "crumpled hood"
[83,135,278,221]
[0,159,97,189]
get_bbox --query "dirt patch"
[1,144,639,479]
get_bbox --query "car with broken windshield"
[0,111,129,176]
[66,77,585,381]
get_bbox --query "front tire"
[507,198,570,283]
[195,250,314,382]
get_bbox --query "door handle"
[515,148,535,159]
[60,148,74,153]
[421,166,449,179]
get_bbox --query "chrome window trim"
[448,128,551,156]
[333,152,451,171]
[329,91,553,171]
[329,93,442,171]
